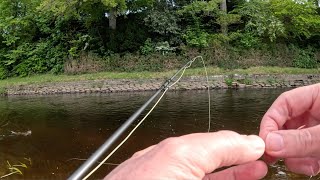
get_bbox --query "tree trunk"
[109,8,117,30]
[220,0,228,35]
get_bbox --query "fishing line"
[198,56,211,132]
[82,56,211,179]
[167,56,210,132]
[66,158,119,166]
[83,87,169,180]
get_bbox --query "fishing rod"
[68,57,201,180]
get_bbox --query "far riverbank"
[1,73,320,96]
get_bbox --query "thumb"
[179,131,265,173]
[265,125,320,158]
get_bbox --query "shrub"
[292,49,317,69]
[140,38,154,55]
[104,52,185,72]
[1,41,66,77]
[183,27,209,48]
[237,78,253,85]
[225,78,233,86]
[0,87,7,95]
[64,52,104,74]
[268,44,294,67]
[0,66,8,79]
[229,32,261,49]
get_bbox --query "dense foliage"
[0,0,319,79]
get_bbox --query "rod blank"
[68,59,194,180]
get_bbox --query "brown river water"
[0,89,318,179]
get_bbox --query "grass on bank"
[0,66,319,89]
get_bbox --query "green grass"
[0,66,319,89]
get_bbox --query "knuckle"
[216,130,239,137]
[132,151,142,158]
[278,91,291,105]
[278,91,288,101]
[298,129,314,152]
[159,137,191,158]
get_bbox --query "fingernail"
[247,135,265,153]
[266,133,284,152]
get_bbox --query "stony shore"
[1,74,320,96]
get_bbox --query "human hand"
[105,131,266,180]
[259,83,320,176]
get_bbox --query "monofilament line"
[201,56,211,132]
[83,56,211,179]
[83,89,168,180]
[83,64,185,180]
[170,56,211,132]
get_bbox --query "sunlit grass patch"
[0,66,319,89]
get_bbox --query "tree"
[39,0,153,30]
[0,0,40,47]
[220,0,228,34]
[270,0,320,39]
[233,0,285,42]
[144,10,180,40]
[101,0,126,30]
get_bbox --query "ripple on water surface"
[0,89,318,179]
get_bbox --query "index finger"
[259,83,320,140]
[105,131,266,180]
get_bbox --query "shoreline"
[1,74,320,96]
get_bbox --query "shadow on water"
[0,89,318,179]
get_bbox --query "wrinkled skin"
[105,131,267,180]
[105,83,320,179]
[259,83,320,176]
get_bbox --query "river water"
[0,89,317,179]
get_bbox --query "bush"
[0,87,7,95]
[64,52,104,74]
[200,43,318,69]
[229,32,261,49]
[292,48,318,69]
[104,52,185,72]
[0,66,8,79]
[183,27,209,48]
[208,34,230,47]
[140,38,154,55]
[201,46,240,69]
[1,41,66,77]
[225,78,233,86]
[268,44,294,67]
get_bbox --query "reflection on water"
[0,89,318,179]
